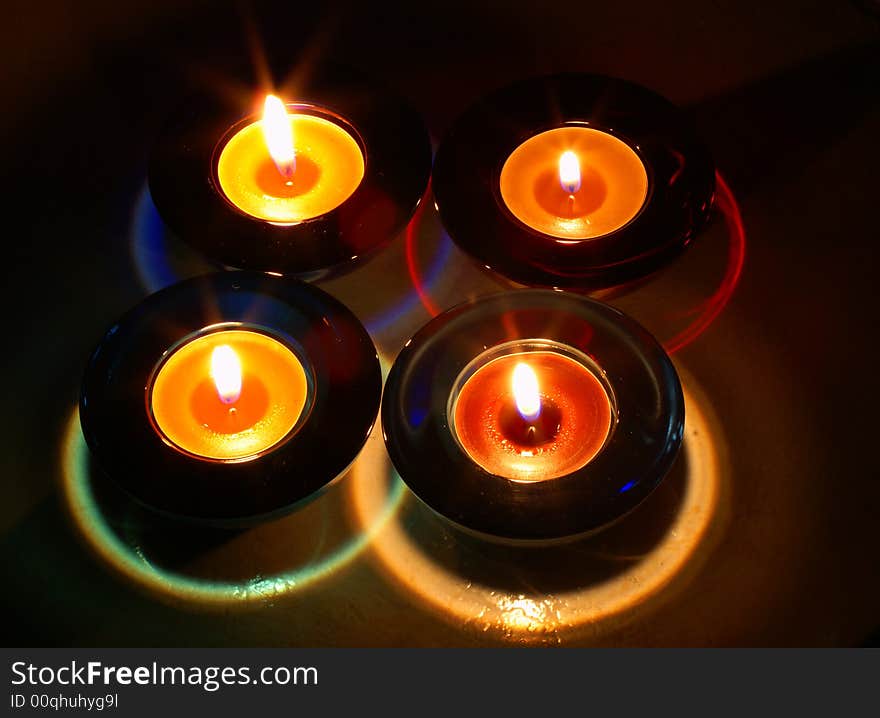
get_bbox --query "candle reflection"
[353,375,729,643]
[60,408,406,608]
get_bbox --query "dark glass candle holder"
[382,290,684,541]
[432,73,716,290]
[80,272,381,526]
[149,66,432,279]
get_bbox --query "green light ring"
[60,408,406,609]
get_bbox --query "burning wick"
[513,363,542,422]
[262,94,296,181]
[559,150,581,213]
[506,362,562,449]
[211,345,243,405]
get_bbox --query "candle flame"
[512,363,541,422]
[262,94,296,179]
[559,150,581,194]
[211,345,242,404]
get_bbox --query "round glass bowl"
[382,290,685,541]
[80,271,382,525]
[149,66,432,279]
[432,73,716,290]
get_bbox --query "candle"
[149,75,431,277]
[216,95,365,224]
[80,272,384,523]
[451,343,612,482]
[432,73,716,289]
[382,289,685,540]
[499,127,648,240]
[149,328,308,461]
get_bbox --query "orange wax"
[499,127,648,240]
[149,329,308,461]
[452,350,612,481]
[216,111,365,224]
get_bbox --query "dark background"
[1,0,878,646]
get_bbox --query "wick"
[273,154,297,182]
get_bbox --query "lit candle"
[215,95,365,224]
[149,77,431,276]
[382,289,685,540]
[451,343,612,481]
[499,126,648,240]
[149,328,308,461]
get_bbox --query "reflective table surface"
[1,0,878,646]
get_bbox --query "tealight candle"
[382,290,684,541]
[499,127,648,240]
[450,342,612,481]
[149,328,308,461]
[149,70,431,276]
[215,95,365,224]
[432,73,715,289]
[80,272,383,523]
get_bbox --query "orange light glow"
[351,379,727,642]
[512,363,541,421]
[499,127,648,240]
[150,330,308,461]
[210,345,243,404]
[216,104,365,224]
[453,350,612,481]
[262,94,296,179]
[558,150,581,194]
